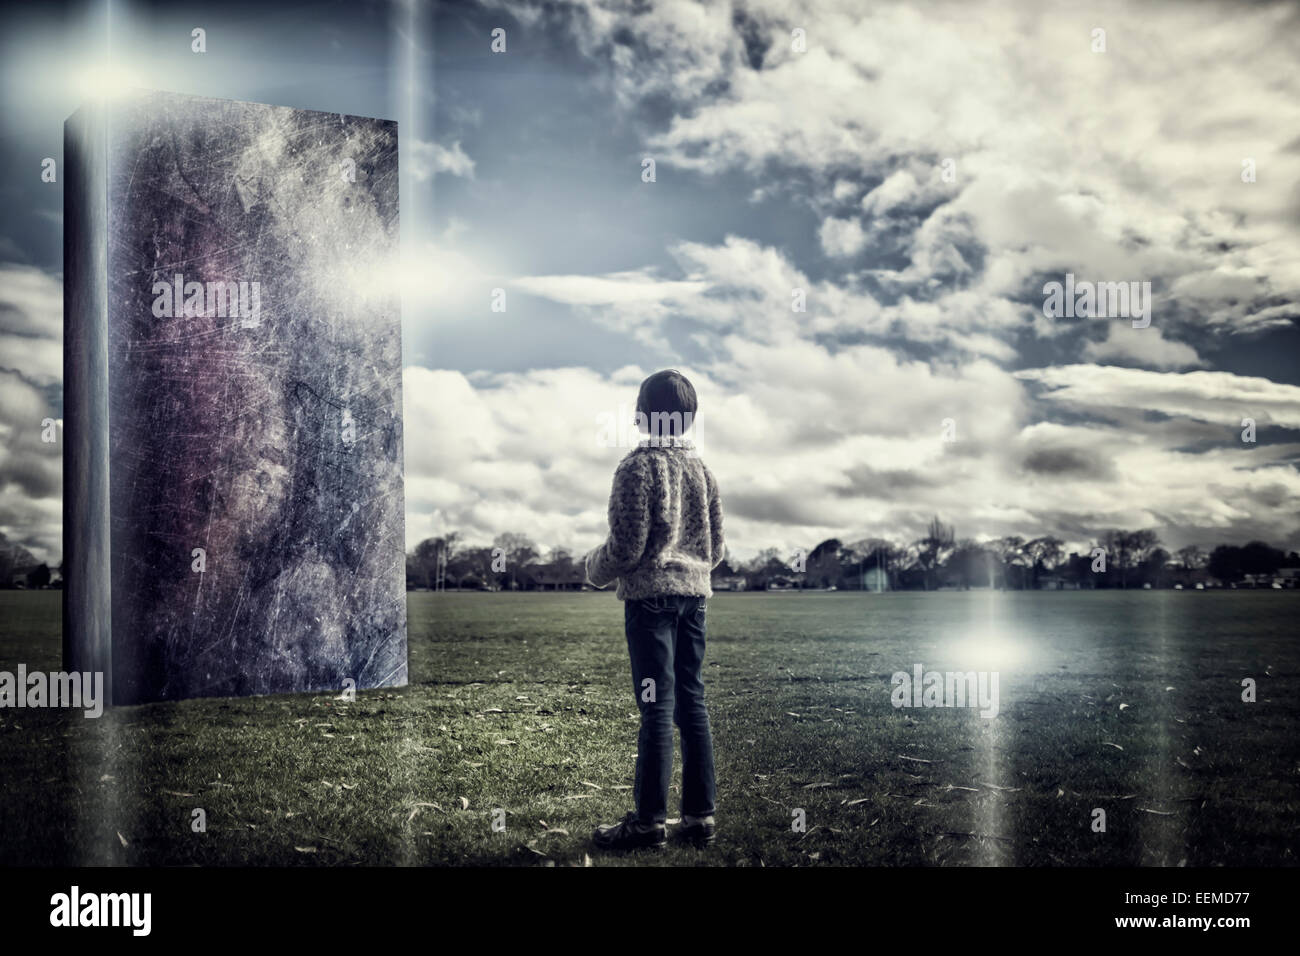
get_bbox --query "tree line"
[408,519,1300,592]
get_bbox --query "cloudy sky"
[2,0,1300,565]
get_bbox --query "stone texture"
[65,90,406,704]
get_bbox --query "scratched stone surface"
[69,90,405,704]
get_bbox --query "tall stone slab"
[64,90,406,704]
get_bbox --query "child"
[585,369,725,850]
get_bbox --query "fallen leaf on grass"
[842,797,871,806]
[407,802,444,822]
[580,781,602,790]
[117,832,128,848]
[803,782,834,789]
[161,790,195,797]
[563,794,592,801]
[1138,807,1174,816]
[294,846,318,854]
[1102,742,1124,751]
[459,796,470,810]
[898,755,932,763]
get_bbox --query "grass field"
[0,589,1296,866]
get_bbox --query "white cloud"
[409,138,475,181]
[1083,323,1205,370]
[1016,365,1300,429]
[818,216,866,258]
[557,0,1300,335]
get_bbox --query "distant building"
[529,567,587,591]
[1037,575,1080,590]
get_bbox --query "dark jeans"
[623,594,717,824]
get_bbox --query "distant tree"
[449,546,496,589]
[1025,536,1064,587]
[1239,540,1284,580]
[547,547,580,584]
[846,538,904,591]
[914,517,955,591]
[28,563,51,589]
[412,533,459,589]
[711,556,738,579]
[1099,529,1160,588]
[993,536,1029,589]
[1128,530,1162,571]
[492,533,539,589]
[1098,530,1129,587]
[1060,550,1092,588]
[745,547,788,590]
[948,540,996,589]
[1207,545,1244,584]
[1139,547,1169,587]
[806,538,843,589]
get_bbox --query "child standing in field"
[585,369,725,850]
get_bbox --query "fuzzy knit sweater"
[584,439,724,600]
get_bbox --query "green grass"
[0,589,1295,866]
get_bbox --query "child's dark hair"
[636,369,697,437]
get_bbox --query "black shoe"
[677,814,716,847]
[593,812,667,851]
